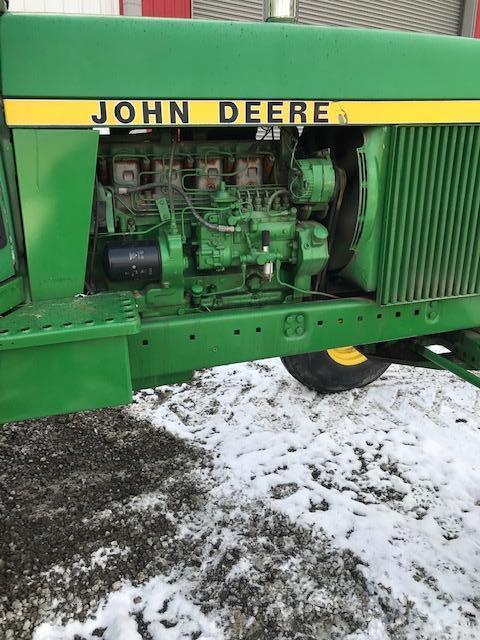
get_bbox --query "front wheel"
[281,346,390,394]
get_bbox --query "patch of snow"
[42,543,130,580]
[33,359,480,639]
[132,360,480,637]
[34,577,223,640]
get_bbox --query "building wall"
[142,0,190,17]
[192,0,468,36]
[462,0,478,36]
[475,0,480,36]
[9,0,119,13]
[7,0,480,39]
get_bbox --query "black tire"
[281,348,390,394]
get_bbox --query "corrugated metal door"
[192,0,463,35]
[300,0,463,36]
[193,0,261,22]
[9,0,120,14]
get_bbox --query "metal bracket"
[416,330,480,389]
[417,346,480,389]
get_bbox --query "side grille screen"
[378,125,480,306]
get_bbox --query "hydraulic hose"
[123,182,235,233]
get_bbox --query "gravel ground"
[1,361,480,640]
[0,409,212,638]
[0,406,411,640]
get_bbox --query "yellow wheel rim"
[327,346,367,367]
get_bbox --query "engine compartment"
[89,126,376,316]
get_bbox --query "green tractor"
[1,3,480,422]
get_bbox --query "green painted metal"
[13,129,99,300]
[0,127,17,284]
[0,292,139,351]
[290,158,335,207]
[0,276,24,315]
[0,336,133,423]
[293,224,329,294]
[379,125,480,305]
[340,126,391,292]
[0,188,15,282]
[2,14,480,100]
[0,292,139,423]
[445,329,480,371]
[417,345,480,389]
[127,295,480,389]
[0,117,26,280]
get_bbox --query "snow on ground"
[132,361,480,638]
[3,359,480,639]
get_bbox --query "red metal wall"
[475,0,480,37]
[142,0,191,17]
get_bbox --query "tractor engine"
[89,126,374,316]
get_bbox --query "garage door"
[299,0,463,35]
[192,0,464,35]
[193,0,261,22]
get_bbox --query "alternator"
[289,156,335,209]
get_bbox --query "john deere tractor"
[1,2,480,422]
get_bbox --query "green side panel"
[2,14,480,100]
[0,215,14,281]
[0,336,132,423]
[0,119,26,270]
[13,129,98,300]
[0,156,15,282]
[0,292,140,423]
[379,125,480,306]
[340,126,391,292]
[128,295,480,388]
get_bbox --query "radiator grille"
[378,125,480,306]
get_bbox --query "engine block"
[92,133,332,315]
